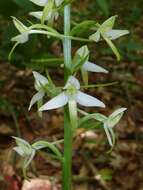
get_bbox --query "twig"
[83,154,110,190]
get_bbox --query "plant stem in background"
[63,4,73,190]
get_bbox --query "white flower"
[13,137,36,176]
[28,71,49,110]
[13,137,34,157]
[29,0,64,7]
[89,16,129,42]
[103,108,127,146]
[39,76,105,111]
[29,11,59,21]
[76,46,108,74]
[11,17,44,44]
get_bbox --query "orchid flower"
[9,17,61,60]
[76,45,108,74]
[28,71,49,110]
[89,16,129,61]
[39,75,105,112]
[11,17,42,44]
[11,17,58,45]
[74,45,108,84]
[29,11,59,22]
[29,0,64,7]
[13,137,35,177]
[103,108,127,146]
[89,15,129,42]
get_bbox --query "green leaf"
[78,113,107,128]
[70,20,96,36]
[78,120,102,130]
[96,0,110,16]
[32,140,62,161]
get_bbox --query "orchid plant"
[10,0,129,189]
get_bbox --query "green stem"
[63,5,72,78]
[63,4,73,190]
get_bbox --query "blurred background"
[0,0,143,189]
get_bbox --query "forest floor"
[0,59,143,190]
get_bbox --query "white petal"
[64,76,80,90]
[29,0,48,6]
[76,91,105,108]
[39,92,68,111]
[33,71,48,87]
[29,12,43,20]
[28,91,44,110]
[82,61,108,73]
[11,32,29,44]
[29,11,51,21]
[106,29,129,40]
